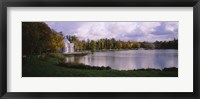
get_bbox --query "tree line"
[66,35,178,52]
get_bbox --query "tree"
[50,31,65,52]
[117,41,123,49]
[132,42,141,49]
[22,22,65,55]
[141,41,155,49]
[22,22,53,55]
[90,40,96,52]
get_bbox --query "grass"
[22,53,178,77]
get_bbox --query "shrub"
[162,67,178,71]
[57,62,111,70]
[47,53,66,60]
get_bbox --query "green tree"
[90,40,96,52]
[22,22,53,55]
[50,32,65,52]
[132,42,141,49]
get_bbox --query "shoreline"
[59,49,178,57]
[70,49,178,53]
[58,62,178,71]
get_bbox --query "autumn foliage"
[22,22,64,55]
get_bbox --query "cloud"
[151,22,178,35]
[75,22,114,40]
[45,21,178,42]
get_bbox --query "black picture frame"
[0,0,199,99]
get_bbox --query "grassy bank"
[22,53,178,77]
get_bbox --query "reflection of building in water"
[65,57,75,63]
[59,37,74,53]
[79,54,108,67]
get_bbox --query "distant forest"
[66,35,178,52]
[22,22,178,55]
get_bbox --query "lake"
[65,50,178,70]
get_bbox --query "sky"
[45,21,178,42]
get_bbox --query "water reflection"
[65,50,178,70]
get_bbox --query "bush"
[57,62,111,70]
[47,53,66,60]
[134,68,161,71]
[162,67,178,71]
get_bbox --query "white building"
[60,37,74,53]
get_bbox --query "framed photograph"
[0,0,199,99]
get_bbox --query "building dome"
[64,37,70,43]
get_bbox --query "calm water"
[65,50,178,70]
